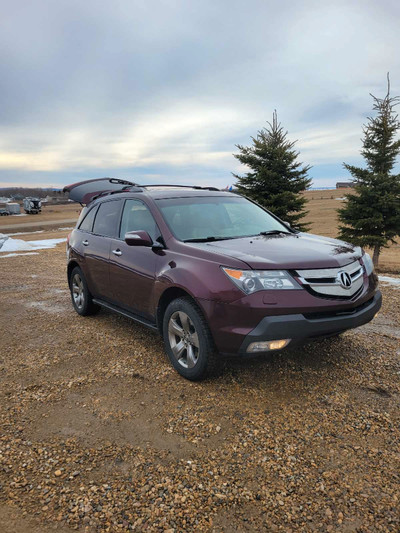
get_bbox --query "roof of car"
[93,186,235,203]
[140,187,234,199]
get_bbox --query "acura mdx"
[64,178,381,380]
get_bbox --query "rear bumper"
[238,290,382,354]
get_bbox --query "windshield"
[157,196,289,242]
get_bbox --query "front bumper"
[238,290,382,353]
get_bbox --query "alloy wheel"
[168,311,200,368]
[72,273,85,310]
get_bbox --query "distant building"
[44,189,69,204]
[336,181,354,189]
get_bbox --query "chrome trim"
[296,261,364,298]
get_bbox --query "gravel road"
[0,240,399,532]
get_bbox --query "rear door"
[80,199,123,300]
[109,199,161,319]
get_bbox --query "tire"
[162,297,219,381]
[69,266,100,316]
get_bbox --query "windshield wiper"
[258,230,291,236]
[183,236,234,243]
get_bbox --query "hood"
[193,232,362,270]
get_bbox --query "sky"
[1,0,400,189]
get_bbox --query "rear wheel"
[69,266,100,316]
[163,297,218,381]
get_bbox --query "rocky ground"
[0,236,399,532]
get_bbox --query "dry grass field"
[0,203,80,232]
[302,189,399,273]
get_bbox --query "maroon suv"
[64,178,381,380]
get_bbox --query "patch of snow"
[0,235,66,253]
[58,226,74,230]
[13,213,28,216]
[379,275,400,286]
[335,197,346,200]
[0,252,40,258]
[6,230,44,237]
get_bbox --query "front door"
[109,199,161,319]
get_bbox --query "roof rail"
[92,185,143,202]
[139,184,220,191]
[90,182,221,203]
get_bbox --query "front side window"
[119,199,160,241]
[157,196,288,241]
[93,200,122,237]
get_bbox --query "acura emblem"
[337,271,352,289]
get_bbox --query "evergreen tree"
[338,76,400,267]
[233,111,312,230]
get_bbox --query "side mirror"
[124,230,153,247]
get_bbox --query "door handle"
[82,240,89,246]
[112,249,122,256]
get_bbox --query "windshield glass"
[157,196,289,241]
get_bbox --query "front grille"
[295,260,364,299]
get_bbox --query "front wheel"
[69,266,100,316]
[163,297,219,381]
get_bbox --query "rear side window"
[119,199,160,241]
[78,206,98,232]
[93,200,122,237]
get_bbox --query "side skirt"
[92,298,158,331]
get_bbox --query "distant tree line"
[0,187,57,199]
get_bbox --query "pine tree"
[233,111,312,230]
[338,76,400,267]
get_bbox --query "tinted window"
[78,206,98,232]
[157,196,287,241]
[119,200,159,241]
[93,200,122,237]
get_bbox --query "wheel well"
[67,261,79,287]
[156,287,194,333]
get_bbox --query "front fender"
[154,253,244,307]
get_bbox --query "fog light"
[247,339,291,353]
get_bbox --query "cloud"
[0,0,399,188]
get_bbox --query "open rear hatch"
[63,178,138,205]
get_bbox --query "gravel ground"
[0,238,399,532]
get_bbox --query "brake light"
[67,232,71,245]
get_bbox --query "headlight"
[221,267,300,294]
[362,253,374,276]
